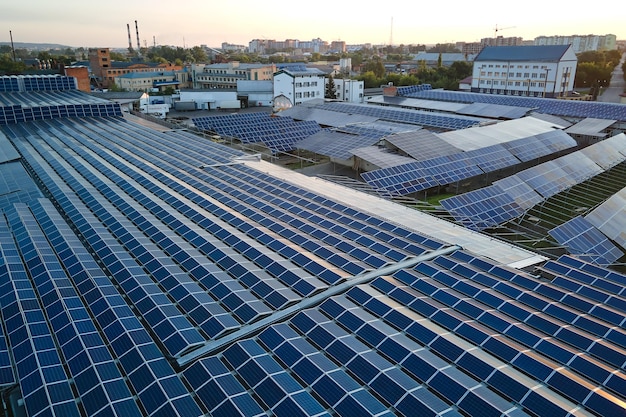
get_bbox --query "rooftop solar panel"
[548,216,623,265]
[2,80,626,417]
[406,89,626,121]
[385,129,463,161]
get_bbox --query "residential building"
[192,62,276,89]
[412,52,474,67]
[471,45,577,98]
[221,42,246,52]
[481,36,524,47]
[331,78,365,103]
[534,34,617,52]
[273,64,325,108]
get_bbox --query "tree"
[190,46,208,63]
[325,75,337,99]
[363,56,385,78]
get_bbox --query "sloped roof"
[475,45,572,62]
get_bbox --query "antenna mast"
[389,17,393,47]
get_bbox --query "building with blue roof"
[471,45,577,98]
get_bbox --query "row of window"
[480,71,547,79]
[482,64,548,69]
[295,91,320,99]
[295,81,318,87]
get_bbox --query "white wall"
[179,90,238,110]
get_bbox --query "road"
[598,52,625,103]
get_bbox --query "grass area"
[425,193,455,206]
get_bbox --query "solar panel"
[0,161,43,210]
[515,160,577,198]
[463,144,521,173]
[548,216,623,265]
[385,129,463,161]
[0,214,82,417]
[193,113,321,153]
[440,186,525,230]
[406,89,626,121]
[492,175,544,210]
[5,82,626,417]
[585,188,626,250]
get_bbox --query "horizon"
[2,0,624,50]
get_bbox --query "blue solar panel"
[0,214,82,417]
[5,83,626,417]
[309,101,484,131]
[405,89,626,121]
[440,186,525,230]
[549,216,623,265]
[193,113,321,153]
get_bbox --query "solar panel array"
[404,89,626,121]
[440,133,626,233]
[585,187,626,251]
[548,216,624,265]
[0,103,123,125]
[296,129,382,160]
[0,75,77,92]
[308,101,485,131]
[385,129,463,161]
[193,113,321,153]
[395,84,432,95]
[2,79,626,417]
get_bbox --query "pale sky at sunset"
[2,0,624,48]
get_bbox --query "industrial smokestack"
[135,20,141,53]
[127,24,132,51]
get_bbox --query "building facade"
[273,66,325,108]
[191,62,276,89]
[88,48,183,88]
[471,45,577,98]
[114,71,186,92]
[331,78,365,103]
[534,34,617,52]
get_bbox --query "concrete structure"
[471,45,577,98]
[330,78,365,103]
[114,71,186,92]
[273,65,325,108]
[534,34,617,52]
[191,62,276,89]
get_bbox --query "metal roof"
[474,45,572,62]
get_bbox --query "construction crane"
[494,24,515,38]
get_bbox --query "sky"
[2,0,624,49]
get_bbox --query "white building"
[471,45,577,98]
[330,78,365,103]
[237,80,274,107]
[534,34,617,52]
[273,66,325,109]
[178,90,240,110]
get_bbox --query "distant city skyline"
[2,0,624,49]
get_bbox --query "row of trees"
[573,49,623,91]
